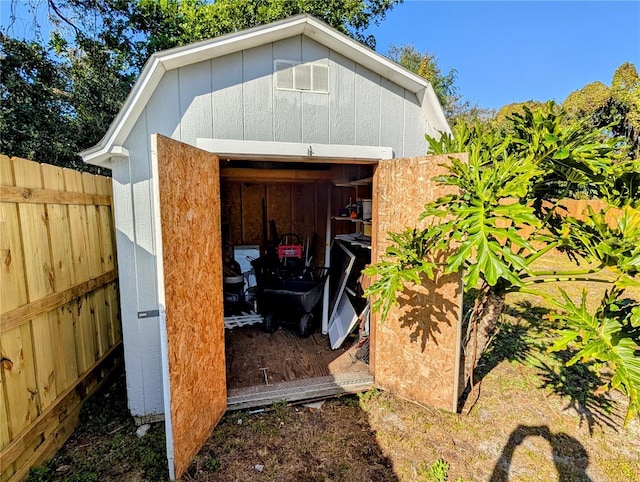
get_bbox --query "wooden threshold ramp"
[227,373,374,410]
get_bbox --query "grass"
[28,253,640,481]
[27,374,169,482]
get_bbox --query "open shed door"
[152,134,226,480]
[372,154,465,413]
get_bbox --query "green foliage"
[546,287,640,425]
[416,458,462,482]
[205,457,220,471]
[356,387,383,407]
[387,43,493,124]
[563,62,640,158]
[559,206,640,274]
[366,102,620,306]
[0,35,75,168]
[427,458,449,482]
[362,229,436,322]
[490,100,547,135]
[388,44,459,118]
[364,101,639,421]
[40,0,401,70]
[27,466,53,482]
[0,33,126,172]
[3,0,400,169]
[422,124,543,288]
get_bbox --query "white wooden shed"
[81,14,463,480]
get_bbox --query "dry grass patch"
[29,253,639,481]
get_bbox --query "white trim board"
[196,139,392,163]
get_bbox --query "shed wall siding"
[115,34,435,417]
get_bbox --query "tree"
[17,0,400,70]
[489,100,546,134]
[364,102,640,424]
[563,63,640,158]
[387,43,493,124]
[2,0,401,169]
[0,34,78,169]
[387,44,458,115]
[0,32,131,173]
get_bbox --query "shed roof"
[80,14,450,167]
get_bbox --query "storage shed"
[81,14,463,480]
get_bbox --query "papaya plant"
[364,102,640,422]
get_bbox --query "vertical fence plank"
[0,375,13,480]
[63,170,96,372]
[12,158,58,413]
[41,164,79,392]
[81,173,109,357]
[95,176,119,347]
[0,157,39,477]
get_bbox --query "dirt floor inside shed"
[28,255,640,482]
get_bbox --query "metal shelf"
[331,216,371,225]
[333,176,373,187]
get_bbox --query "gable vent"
[275,60,329,93]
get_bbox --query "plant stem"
[520,276,612,287]
[527,266,603,277]
[521,241,560,268]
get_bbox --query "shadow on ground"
[469,300,619,432]
[489,424,592,482]
[185,396,399,481]
[26,374,399,482]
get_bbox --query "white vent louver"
[275,60,328,93]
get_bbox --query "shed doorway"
[219,158,377,409]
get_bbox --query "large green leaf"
[547,287,640,425]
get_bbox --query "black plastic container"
[255,267,328,337]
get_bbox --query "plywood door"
[371,155,465,412]
[152,135,226,480]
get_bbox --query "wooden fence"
[559,198,621,225]
[0,156,121,482]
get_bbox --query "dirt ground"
[28,256,640,482]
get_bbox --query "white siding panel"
[212,52,244,140]
[354,65,381,147]
[146,69,181,140]
[112,156,146,416]
[380,79,405,157]
[274,90,302,142]
[273,35,302,61]
[129,113,158,313]
[128,111,164,416]
[302,36,329,63]
[178,60,213,146]
[403,91,428,158]
[302,38,329,143]
[328,51,355,145]
[243,44,274,141]
[302,92,329,144]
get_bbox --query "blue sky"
[2,0,638,111]
[366,0,640,110]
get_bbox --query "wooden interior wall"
[154,135,226,480]
[0,156,121,482]
[221,180,324,264]
[371,154,465,413]
[220,164,373,267]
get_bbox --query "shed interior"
[218,159,377,404]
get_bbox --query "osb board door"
[153,134,226,480]
[372,154,465,412]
